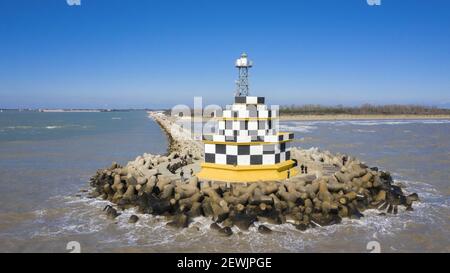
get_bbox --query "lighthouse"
[197,53,298,182]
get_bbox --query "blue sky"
[1,0,450,109]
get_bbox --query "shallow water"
[0,113,449,252]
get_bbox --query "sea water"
[0,112,449,252]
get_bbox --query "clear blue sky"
[1,0,450,109]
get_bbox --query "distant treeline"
[280,104,450,115]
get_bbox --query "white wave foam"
[36,178,450,252]
[279,125,317,133]
[1,124,93,131]
[354,129,376,133]
[4,126,33,130]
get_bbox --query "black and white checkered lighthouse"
[197,53,298,182]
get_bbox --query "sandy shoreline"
[279,114,450,121]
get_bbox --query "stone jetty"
[149,111,203,158]
[88,112,419,235]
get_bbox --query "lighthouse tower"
[235,52,252,97]
[197,53,298,182]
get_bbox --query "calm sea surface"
[0,112,449,252]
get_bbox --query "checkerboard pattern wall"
[204,143,291,165]
[203,132,294,143]
[219,120,273,130]
[234,96,265,104]
[202,96,294,166]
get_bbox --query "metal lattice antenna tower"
[235,53,253,97]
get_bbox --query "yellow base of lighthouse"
[197,160,299,183]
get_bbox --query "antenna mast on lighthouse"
[235,53,253,97]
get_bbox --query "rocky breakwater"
[88,114,419,235]
[149,111,203,157]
